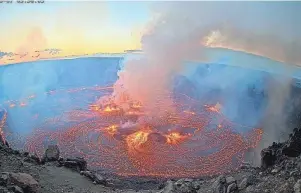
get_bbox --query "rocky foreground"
[1,129,301,193]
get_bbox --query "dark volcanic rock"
[64,157,87,172]
[282,128,301,157]
[23,154,41,165]
[30,154,40,163]
[22,152,29,157]
[80,171,94,180]
[159,178,203,193]
[0,136,9,150]
[261,128,301,169]
[93,173,107,185]
[0,186,9,193]
[238,177,251,190]
[0,137,4,146]
[43,145,60,162]
[212,175,226,193]
[294,179,301,193]
[226,183,236,193]
[0,173,9,186]
[80,171,107,185]
[4,141,9,148]
[8,172,39,193]
[12,150,20,155]
[7,185,24,193]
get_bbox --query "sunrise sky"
[0,1,300,65]
[0,1,151,55]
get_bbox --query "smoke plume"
[16,27,48,55]
[109,1,301,162]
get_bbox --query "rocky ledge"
[1,128,301,193]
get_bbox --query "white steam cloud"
[107,2,301,163]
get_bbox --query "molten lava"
[1,85,262,178]
[89,104,101,112]
[104,125,119,136]
[103,105,120,113]
[126,129,151,152]
[183,110,196,115]
[205,102,222,113]
[131,102,142,109]
[165,132,188,145]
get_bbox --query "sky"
[0,1,300,65]
[0,1,151,55]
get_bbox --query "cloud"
[150,1,301,65]
[203,27,301,65]
[0,52,8,59]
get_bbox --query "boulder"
[160,180,174,193]
[276,182,291,193]
[294,179,301,193]
[22,152,29,157]
[240,162,252,169]
[0,173,9,186]
[43,145,60,162]
[23,154,41,165]
[64,157,87,172]
[174,178,196,193]
[64,161,79,171]
[226,183,237,193]
[245,186,261,193]
[271,168,279,174]
[261,128,301,169]
[0,186,9,193]
[80,171,94,180]
[7,185,24,193]
[159,179,203,193]
[93,173,107,185]
[30,154,41,164]
[8,173,39,193]
[80,171,107,186]
[212,175,226,193]
[282,128,301,157]
[225,176,236,185]
[238,177,249,190]
[0,136,9,150]
[0,135,5,146]
[4,141,9,148]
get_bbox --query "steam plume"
[16,27,48,55]
[108,2,301,162]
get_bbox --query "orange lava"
[1,85,263,178]
[205,102,222,113]
[103,105,120,113]
[104,125,119,136]
[165,132,188,145]
[126,129,151,152]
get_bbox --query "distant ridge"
[124,49,142,53]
